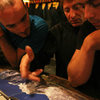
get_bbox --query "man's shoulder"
[29,15,43,21]
[50,21,73,34]
[79,20,96,36]
[81,20,96,30]
[29,15,47,26]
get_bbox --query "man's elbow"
[68,75,88,87]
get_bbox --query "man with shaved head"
[67,0,100,98]
[0,0,48,81]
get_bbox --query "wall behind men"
[28,3,66,28]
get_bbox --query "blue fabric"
[0,70,49,100]
[0,79,49,100]
[0,15,48,54]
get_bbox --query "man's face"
[63,0,85,27]
[84,0,100,29]
[0,0,30,37]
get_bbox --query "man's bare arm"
[67,30,100,87]
[0,27,24,67]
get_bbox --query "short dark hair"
[60,0,73,7]
[86,0,94,3]
[88,0,94,2]
[86,0,100,7]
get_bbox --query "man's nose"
[17,23,26,32]
[70,9,76,18]
[84,5,95,20]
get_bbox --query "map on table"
[0,70,89,100]
[0,70,49,100]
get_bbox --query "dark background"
[28,3,66,28]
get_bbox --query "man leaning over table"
[0,0,48,81]
[67,0,100,98]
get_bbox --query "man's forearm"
[0,36,18,67]
[67,38,95,87]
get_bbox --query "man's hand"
[20,45,43,82]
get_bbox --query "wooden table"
[0,66,98,100]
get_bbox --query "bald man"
[0,0,48,81]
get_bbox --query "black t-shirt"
[76,20,96,49]
[76,21,100,99]
[48,21,100,98]
[49,21,80,78]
